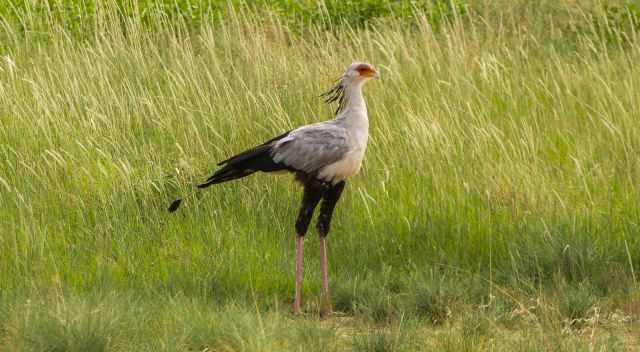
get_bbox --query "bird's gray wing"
[270,123,350,174]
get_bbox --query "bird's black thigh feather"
[316,181,346,238]
[295,180,327,237]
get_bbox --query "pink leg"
[319,236,332,317]
[293,235,304,314]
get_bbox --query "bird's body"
[169,62,378,316]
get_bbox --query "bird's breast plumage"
[317,123,368,183]
[317,146,366,183]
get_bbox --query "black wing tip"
[168,199,182,212]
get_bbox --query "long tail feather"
[197,167,253,188]
[168,139,290,212]
[168,198,182,212]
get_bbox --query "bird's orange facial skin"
[356,64,376,78]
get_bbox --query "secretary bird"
[168,62,378,316]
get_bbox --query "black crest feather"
[320,77,346,115]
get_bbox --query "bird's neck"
[335,82,368,130]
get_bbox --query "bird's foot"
[319,296,332,319]
[320,306,332,319]
[320,308,332,319]
[293,302,302,315]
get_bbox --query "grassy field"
[1,1,640,350]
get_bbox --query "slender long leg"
[293,183,325,314]
[318,236,330,317]
[294,236,304,315]
[316,181,346,317]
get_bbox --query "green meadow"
[1,1,639,350]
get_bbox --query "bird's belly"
[318,150,364,183]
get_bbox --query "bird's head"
[321,62,378,113]
[343,62,379,83]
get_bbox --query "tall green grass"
[1,1,639,350]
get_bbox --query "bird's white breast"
[318,149,365,183]
[318,128,368,183]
